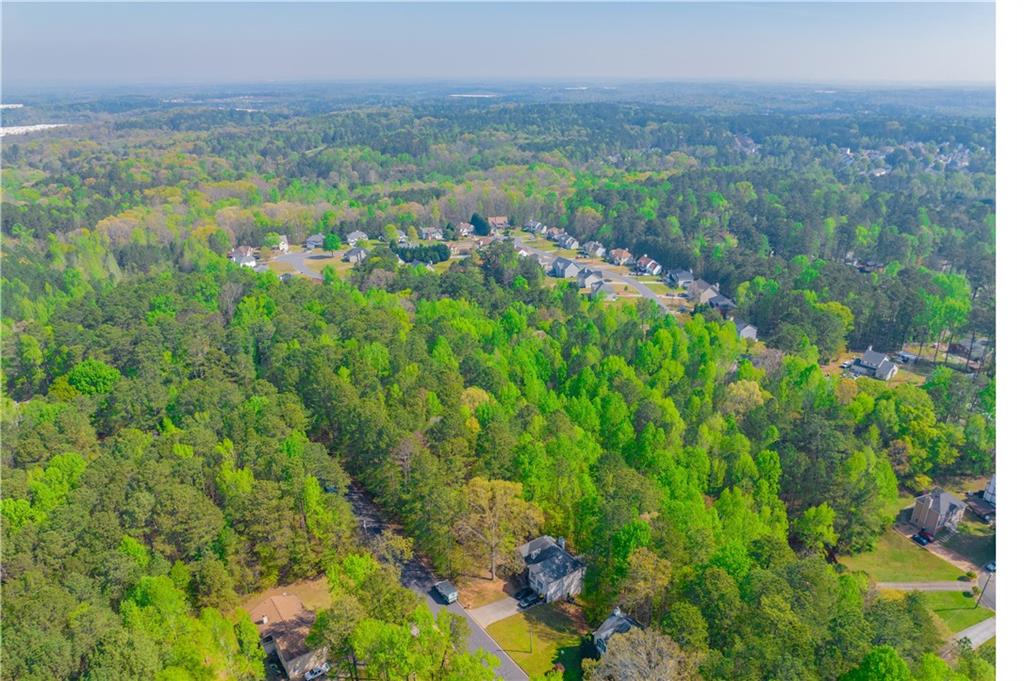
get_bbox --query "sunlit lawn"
[486,603,587,681]
[841,529,963,582]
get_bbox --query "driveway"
[345,484,528,681]
[466,597,521,628]
[953,617,995,649]
[267,248,324,280]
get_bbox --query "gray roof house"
[592,608,641,658]
[518,536,585,603]
[305,233,325,250]
[344,247,368,264]
[583,241,607,258]
[419,226,443,241]
[590,281,617,301]
[688,279,720,305]
[552,257,581,279]
[732,318,758,341]
[346,230,368,246]
[911,489,966,534]
[577,269,604,289]
[855,346,899,381]
[558,234,580,250]
[249,594,328,681]
[666,269,694,287]
[709,294,736,312]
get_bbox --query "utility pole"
[975,571,993,608]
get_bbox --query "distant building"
[635,255,662,276]
[582,241,606,259]
[558,234,580,251]
[590,281,617,301]
[911,489,966,534]
[248,594,328,681]
[607,248,633,266]
[456,222,474,237]
[592,608,641,658]
[546,227,565,241]
[687,279,720,305]
[418,226,443,241]
[552,257,581,279]
[666,269,694,288]
[276,234,290,252]
[230,246,257,268]
[708,294,736,313]
[732,318,758,341]
[577,269,604,289]
[343,247,368,264]
[488,216,510,230]
[305,233,325,250]
[854,346,899,381]
[984,475,995,506]
[518,536,585,603]
[346,230,368,246]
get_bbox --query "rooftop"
[248,594,317,663]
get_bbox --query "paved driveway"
[267,249,324,279]
[466,597,521,628]
[953,617,996,648]
[345,485,528,681]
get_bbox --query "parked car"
[304,663,330,680]
[434,580,459,604]
[514,587,533,601]
[840,360,853,369]
[984,561,995,572]
[912,534,930,546]
[518,592,542,609]
[919,529,935,542]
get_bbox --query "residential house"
[456,222,474,237]
[305,233,324,250]
[276,234,290,252]
[230,246,257,269]
[708,294,736,313]
[590,281,617,301]
[607,248,633,266]
[984,475,995,506]
[488,216,510,230]
[344,247,368,264]
[635,255,662,276]
[524,220,542,232]
[688,279,720,305]
[911,489,966,534]
[518,536,585,603]
[346,230,368,247]
[558,234,580,251]
[666,269,694,288]
[592,608,641,658]
[418,226,444,241]
[546,227,565,241]
[248,594,328,681]
[577,269,604,289]
[552,257,581,279]
[854,346,899,381]
[732,318,758,341]
[582,241,606,259]
[535,224,550,237]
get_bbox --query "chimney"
[557,537,566,550]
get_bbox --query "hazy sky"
[2,2,995,87]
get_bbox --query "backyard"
[486,602,588,681]
[841,529,965,582]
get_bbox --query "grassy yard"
[486,603,587,681]
[841,529,964,582]
[919,591,993,636]
[942,520,996,568]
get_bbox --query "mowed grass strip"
[841,529,963,582]
[486,603,586,681]
[919,591,993,635]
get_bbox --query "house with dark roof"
[592,608,640,657]
[305,233,325,250]
[709,294,736,313]
[687,279,720,305]
[911,489,966,534]
[590,281,617,301]
[557,233,580,250]
[518,536,585,603]
[582,241,606,259]
[635,255,663,276]
[666,269,694,288]
[552,257,581,279]
[248,594,328,681]
[344,247,368,264]
[577,269,604,289]
[854,346,899,380]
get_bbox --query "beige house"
[518,536,585,603]
[248,594,328,681]
[911,489,966,534]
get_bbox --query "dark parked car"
[912,534,930,546]
[984,561,995,572]
[514,587,533,601]
[919,529,935,542]
[518,592,542,609]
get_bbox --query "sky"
[1,2,995,88]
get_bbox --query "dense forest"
[2,89,994,680]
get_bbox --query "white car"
[304,662,330,680]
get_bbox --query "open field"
[841,529,964,582]
[486,602,588,681]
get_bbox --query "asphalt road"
[269,249,325,279]
[345,484,529,681]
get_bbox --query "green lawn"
[943,519,996,568]
[841,529,964,582]
[486,603,587,681]
[919,591,993,636]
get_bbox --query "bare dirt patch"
[242,576,333,613]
